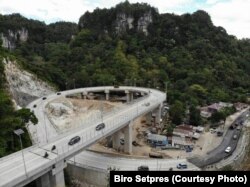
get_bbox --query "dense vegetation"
[0,46,38,157]
[0,1,250,153]
[2,2,248,104]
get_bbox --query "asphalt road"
[0,86,167,187]
[188,109,250,168]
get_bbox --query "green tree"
[210,111,226,123]
[169,100,185,125]
[189,105,202,126]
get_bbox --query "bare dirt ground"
[46,98,123,131]
[47,98,246,160]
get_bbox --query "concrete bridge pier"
[50,161,66,187]
[112,131,122,150]
[145,113,152,125]
[125,90,133,103]
[104,90,110,101]
[155,104,162,124]
[83,92,88,99]
[124,120,133,154]
[36,161,66,187]
[36,173,50,187]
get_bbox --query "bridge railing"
[41,88,165,148]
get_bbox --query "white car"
[225,146,231,153]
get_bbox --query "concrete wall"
[67,164,107,187]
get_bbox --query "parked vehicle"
[236,126,241,130]
[57,92,61,95]
[95,123,105,131]
[230,125,236,129]
[149,152,163,158]
[233,135,237,140]
[68,136,81,145]
[138,165,149,171]
[217,131,223,136]
[177,163,187,169]
[42,97,47,100]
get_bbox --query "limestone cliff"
[114,11,153,35]
[1,28,28,50]
[3,58,56,107]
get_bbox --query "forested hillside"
[1,2,249,106]
[0,2,250,156]
[0,47,37,157]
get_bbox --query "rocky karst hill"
[3,58,55,107]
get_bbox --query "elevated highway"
[0,86,170,187]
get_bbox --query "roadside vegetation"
[0,2,250,156]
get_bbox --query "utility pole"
[14,129,28,177]
[43,110,48,143]
[164,81,168,103]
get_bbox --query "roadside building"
[173,124,201,140]
[147,133,168,147]
[199,102,233,118]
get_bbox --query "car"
[68,136,81,145]
[145,102,150,106]
[42,97,47,100]
[225,146,231,153]
[33,104,37,108]
[217,131,223,137]
[56,92,61,95]
[230,125,236,129]
[138,165,149,171]
[236,126,241,130]
[95,123,105,131]
[233,135,238,140]
[177,163,188,169]
[210,129,216,134]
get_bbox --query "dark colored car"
[230,125,236,129]
[68,136,81,145]
[177,163,188,169]
[33,104,37,108]
[42,97,47,100]
[138,165,149,171]
[217,131,223,136]
[57,92,61,95]
[96,123,105,131]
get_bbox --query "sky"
[0,0,249,39]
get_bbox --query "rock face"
[1,28,28,50]
[48,102,74,117]
[115,11,152,35]
[3,58,55,107]
[115,13,134,34]
[137,12,152,36]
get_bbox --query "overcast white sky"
[0,0,249,39]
